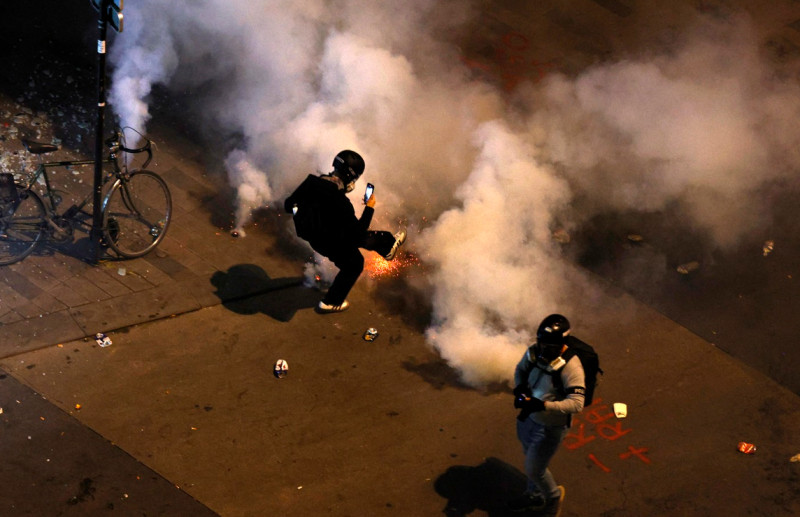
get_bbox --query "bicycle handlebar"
[107,130,153,169]
[119,140,153,169]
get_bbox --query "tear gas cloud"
[524,15,800,247]
[109,4,800,386]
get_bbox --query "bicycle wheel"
[0,187,46,265]
[102,170,171,258]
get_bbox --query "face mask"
[536,342,562,362]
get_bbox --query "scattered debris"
[627,234,644,243]
[363,328,379,342]
[74,404,81,410]
[737,441,757,454]
[94,333,112,347]
[274,359,289,379]
[117,267,126,276]
[762,240,774,257]
[613,402,627,419]
[677,261,700,274]
[790,453,800,462]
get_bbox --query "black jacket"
[284,174,374,254]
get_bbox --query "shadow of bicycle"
[210,263,318,322]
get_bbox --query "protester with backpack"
[283,150,406,313]
[508,314,596,516]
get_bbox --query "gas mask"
[532,341,567,371]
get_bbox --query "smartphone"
[364,183,374,203]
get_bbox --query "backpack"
[557,335,603,406]
[291,200,323,241]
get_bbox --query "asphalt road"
[3,266,800,516]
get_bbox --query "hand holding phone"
[364,183,374,204]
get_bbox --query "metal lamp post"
[91,0,123,262]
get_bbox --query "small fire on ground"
[364,252,420,279]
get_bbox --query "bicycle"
[0,127,172,265]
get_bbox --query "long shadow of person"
[434,457,527,516]
[210,264,318,322]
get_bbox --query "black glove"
[513,384,528,398]
[516,396,545,421]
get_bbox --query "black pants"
[320,230,395,305]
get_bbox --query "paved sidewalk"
[0,121,305,359]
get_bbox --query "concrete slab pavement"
[0,111,305,357]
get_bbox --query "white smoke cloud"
[224,150,273,233]
[419,121,576,384]
[108,7,179,139]
[525,14,800,246]
[108,4,800,386]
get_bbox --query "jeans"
[516,417,568,498]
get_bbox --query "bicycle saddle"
[21,139,58,155]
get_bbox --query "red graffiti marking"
[619,445,651,464]
[502,32,530,51]
[588,453,612,473]
[583,400,616,425]
[564,422,596,450]
[596,420,633,441]
[460,31,557,91]
[459,56,491,73]
[565,399,632,447]
[565,399,652,473]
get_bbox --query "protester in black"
[284,150,406,313]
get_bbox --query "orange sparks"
[364,252,419,279]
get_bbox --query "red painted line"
[588,453,611,472]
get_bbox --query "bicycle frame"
[23,157,117,221]
[19,130,152,222]
[1,128,167,265]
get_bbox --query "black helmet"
[537,314,570,345]
[534,314,571,362]
[332,150,365,191]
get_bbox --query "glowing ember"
[365,252,419,278]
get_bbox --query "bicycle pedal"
[49,218,74,242]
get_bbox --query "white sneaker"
[317,300,350,313]
[384,230,407,261]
